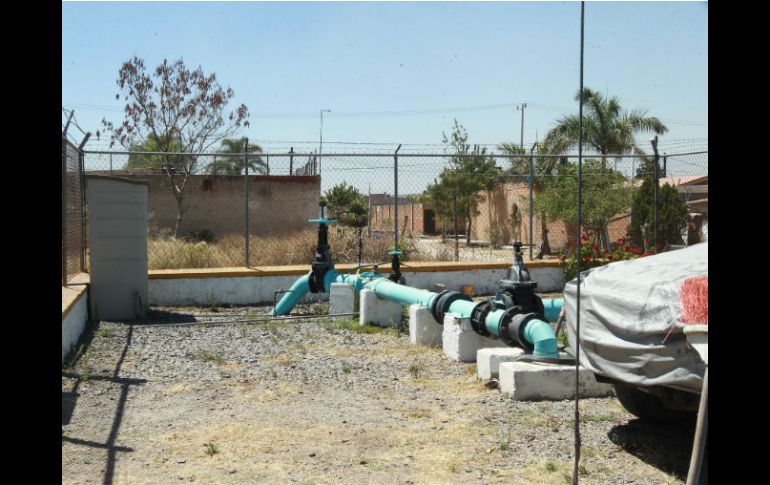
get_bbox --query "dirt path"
[62,305,695,485]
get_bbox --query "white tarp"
[564,242,707,393]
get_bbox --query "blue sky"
[63,1,707,192]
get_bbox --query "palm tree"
[207,137,268,175]
[546,88,668,166]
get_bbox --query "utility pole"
[517,103,527,149]
[368,184,372,237]
[319,109,331,176]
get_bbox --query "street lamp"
[319,109,331,175]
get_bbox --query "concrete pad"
[329,283,355,316]
[499,361,614,401]
[442,314,508,362]
[409,304,442,347]
[359,289,403,327]
[476,347,525,380]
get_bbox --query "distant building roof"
[369,193,415,206]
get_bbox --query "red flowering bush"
[560,231,657,280]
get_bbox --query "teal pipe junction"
[272,269,562,358]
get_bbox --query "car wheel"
[613,383,695,423]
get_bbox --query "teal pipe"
[271,273,311,316]
[271,269,560,358]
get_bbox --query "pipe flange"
[430,290,472,324]
[497,306,524,347]
[469,301,493,337]
[509,312,541,352]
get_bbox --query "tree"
[535,159,634,250]
[206,137,268,175]
[125,133,190,170]
[424,120,499,244]
[498,138,570,256]
[628,178,689,248]
[102,57,249,236]
[324,182,368,228]
[546,87,668,166]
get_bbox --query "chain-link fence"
[62,135,87,285]
[80,149,708,270]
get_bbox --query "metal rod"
[244,139,250,267]
[573,3,585,484]
[686,367,708,485]
[130,312,362,328]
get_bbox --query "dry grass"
[147,228,448,269]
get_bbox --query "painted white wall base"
[442,314,508,362]
[148,266,565,307]
[499,361,614,401]
[476,347,525,379]
[62,292,89,364]
[359,289,403,327]
[409,304,442,347]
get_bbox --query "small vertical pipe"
[109,152,113,175]
[244,139,250,267]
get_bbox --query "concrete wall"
[62,287,88,363]
[87,176,150,320]
[148,264,565,307]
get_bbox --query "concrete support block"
[329,283,355,317]
[409,304,442,347]
[359,289,403,327]
[476,347,525,380]
[499,361,614,401]
[442,314,508,362]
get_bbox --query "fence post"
[62,137,68,286]
[244,140,250,267]
[453,193,459,262]
[393,145,401,253]
[77,134,91,275]
[529,150,534,260]
[289,147,294,175]
[651,136,660,247]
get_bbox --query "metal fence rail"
[76,149,708,271]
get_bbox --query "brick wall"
[471,182,631,250]
[91,173,321,238]
[370,202,428,236]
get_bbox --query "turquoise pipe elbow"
[271,273,311,316]
[523,318,559,358]
[542,298,564,323]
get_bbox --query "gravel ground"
[62,303,696,485]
